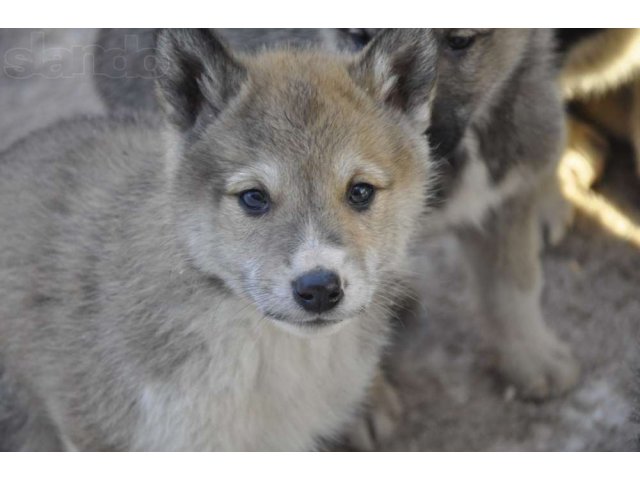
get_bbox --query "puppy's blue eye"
[347,183,375,211]
[239,189,270,215]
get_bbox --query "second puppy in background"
[432,29,580,400]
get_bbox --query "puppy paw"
[347,373,403,450]
[497,330,580,401]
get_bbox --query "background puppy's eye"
[239,189,270,215]
[343,28,374,49]
[446,35,475,50]
[347,183,375,211]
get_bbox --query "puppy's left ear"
[350,29,438,131]
[155,29,247,132]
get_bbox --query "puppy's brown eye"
[447,35,475,50]
[347,183,375,211]
[239,189,270,215]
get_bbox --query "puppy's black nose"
[292,269,343,313]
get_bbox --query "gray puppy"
[93,28,579,400]
[0,29,437,450]
[427,29,579,399]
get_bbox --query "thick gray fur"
[0,29,437,450]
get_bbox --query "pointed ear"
[350,29,438,131]
[155,29,247,132]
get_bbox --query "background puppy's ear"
[350,29,438,131]
[155,29,247,132]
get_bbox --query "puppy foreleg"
[455,193,580,400]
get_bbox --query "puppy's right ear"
[155,29,247,132]
[350,29,438,132]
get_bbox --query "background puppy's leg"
[455,192,580,400]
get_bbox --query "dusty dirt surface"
[0,29,638,451]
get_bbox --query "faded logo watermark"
[3,31,160,79]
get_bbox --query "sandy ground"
[0,29,638,451]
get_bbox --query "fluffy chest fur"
[132,299,388,451]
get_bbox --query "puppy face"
[157,29,437,335]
